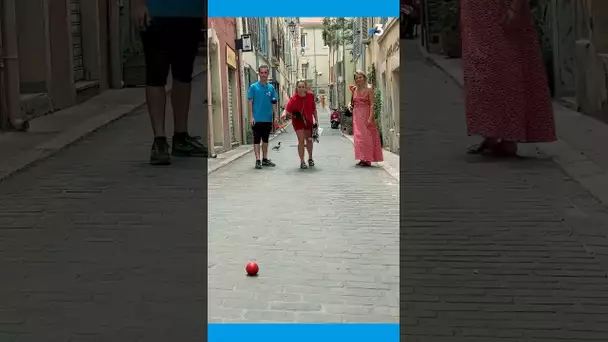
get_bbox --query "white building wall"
[300,19,330,95]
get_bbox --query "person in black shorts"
[133,0,206,165]
[247,65,278,169]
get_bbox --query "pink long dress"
[461,0,556,142]
[352,89,384,162]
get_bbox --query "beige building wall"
[1,0,114,128]
[300,18,330,95]
[571,0,608,121]
[366,17,400,154]
[376,18,399,153]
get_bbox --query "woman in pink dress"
[349,71,383,166]
[461,0,556,156]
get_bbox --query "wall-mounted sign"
[226,46,237,69]
[241,34,253,52]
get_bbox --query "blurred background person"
[401,0,421,39]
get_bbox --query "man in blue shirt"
[133,0,206,165]
[248,65,278,169]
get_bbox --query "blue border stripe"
[208,323,399,342]
[208,2,399,17]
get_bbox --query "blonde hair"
[353,70,371,89]
[354,70,367,81]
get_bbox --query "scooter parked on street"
[330,109,341,129]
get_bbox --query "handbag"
[311,124,320,143]
[343,90,354,117]
[291,98,306,121]
[295,95,321,143]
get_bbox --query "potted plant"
[367,66,383,146]
[530,0,555,96]
[341,113,354,135]
[435,0,461,58]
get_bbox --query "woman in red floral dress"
[461,0,557,156]
[349,71,383,166]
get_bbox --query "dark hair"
[258,65,269,72]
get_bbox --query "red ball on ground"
[246,262,259,276]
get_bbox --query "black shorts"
[141,17,203,87]
[252,122,272,144]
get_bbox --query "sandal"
[300,161,308,169]
[308,159,315,167]
[467,138,497,155]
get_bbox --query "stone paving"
[0,75,207,341]
[402,39,608,341]
[207,108,400,323]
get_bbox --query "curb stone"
[340,132,400,182]
[0,68,205,184]
[207,122,292,175]
[418,43,608,206]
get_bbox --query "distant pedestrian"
[349,71,383,167]
[401,0,420,39]
[281,80,318,169]
[462,0,556,157]
[133,0,206,165]
[248,65,278,169]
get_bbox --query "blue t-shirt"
[248,81,278,123]
[147,0,203,18]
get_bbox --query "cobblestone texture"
[402,39,608,341]
[208,108,400,323]
[0,76,207,341]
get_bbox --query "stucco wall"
[209,18,242,147]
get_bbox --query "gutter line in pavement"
[0,67,205,184]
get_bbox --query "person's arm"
[368,87,375,123]
[247,86,254,123]
[312,95,319,124]
[132,0,150,30]
[281,97,294,119]
[272,87,279,123]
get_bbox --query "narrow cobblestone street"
[208,108,400,323]
[0,69,400,340]
[402,39,608,341]
[0,75,207,341]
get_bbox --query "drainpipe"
[0,0,29,131]
[207,31,214,153]
[236,18,248,144]
[109,0,123,88]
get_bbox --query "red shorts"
[292,117,312,132]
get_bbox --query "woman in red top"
[281,80,318,169]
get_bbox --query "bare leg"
[467,137,499,154]
[171,80,191,133]
[305,130,313,160]
[254,144,261,160]
[146,86,167,137]
[296,130,306,163]
[261,142,269,159]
